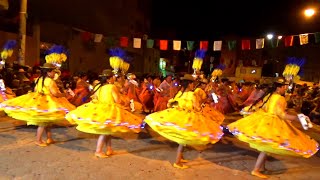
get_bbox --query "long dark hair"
[34,68,54,93]
[177,79,194,98]
[248,82,285,111]
[81,75,112,102]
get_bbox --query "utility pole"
[18,0,27,66]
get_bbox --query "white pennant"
[133,38,141,48]
[173,40,181,50]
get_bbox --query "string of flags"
[74,27,320,52]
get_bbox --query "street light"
[304,8,316,17]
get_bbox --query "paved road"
[0,113,320,180]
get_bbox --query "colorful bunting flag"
[105,36,117,46]
[187,41,194,50]
[94,34,103,43]
[256,38,264,49]
[299,34,308,45]
[173,40,181,50]
[120,37,129,47]
[315,32,320,43]
[241,40,251,50]
[160,40,168,50]
[213,41,222,51]
[146,39,154,48]
[227,40,236,50]
[133,38,141,48]
[200,41,208,51]
[284,36,294,47]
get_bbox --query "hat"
[180,74,195,81]
[18,68,25,73]
[274,78,289,85]
[127,73,136,80]
[54,69,61,76]
[99,69,113,77]
[199,78,208,84]
[40,63,56,69]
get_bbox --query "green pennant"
[146,39,154,48]
[227,40,236,50]
[187,41,194,50]
[105,37,118,47]
[315,32,320,43]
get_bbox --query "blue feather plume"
[286,57,306,76]
[123,55,133,63]
[46,45,67,55]
[195,49,206,59]
[217,64,226,70]
[286,57,306,67]
[3,40,17,50]
[109,47,126,59]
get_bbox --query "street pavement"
[0,112,320,180]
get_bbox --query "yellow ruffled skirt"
[202,105,225,125]
[227,110,319,158]
[144,107,223,146]
[65,101,144,135]
[0,92,76,126]
[119,94,143,113]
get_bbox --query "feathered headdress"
[282,57,305,82]
[1,40,17,60]
[121,55,132,75]
[45,45,68,68]
[192,49,206,76]
[211,64,226,81]
[109,47,126,75]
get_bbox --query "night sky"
[150,0,320,40]
[1,0,320,40]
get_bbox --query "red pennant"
[120,37,129,47]
[284,36,294,47]
[81,32,91,42]
[241,40,251,50]
[200,41,208,50]
[160,40,168,50]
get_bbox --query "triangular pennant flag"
[276,37,282,47]
[213,41,222,51]
[173,40,181,51]
[146,39,154,48]
[241,40,251,50]
[227,40,236,50]
[105,36,117,46]
[94,34,103,43]
[315,33,320,43]
[299,34,308,45]
[133,38,141,48]
[256,38,264,49]
[284,36,294,47]
[120,36,129,47]
[200,41,208,50]
[159,40,168,50]
[187,41,194,50]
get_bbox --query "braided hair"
[34,68,55,94]
[248,81,286,111]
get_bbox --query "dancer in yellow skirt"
[144,74,224,169]
[66,69,144,158]
[228,78,319,178]
[194,77,225,125]
[0,63,76,146]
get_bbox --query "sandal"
[46,139,55,144]
[180,159,189,163]
[94,152,108,158]
[173,163,189,169]
[35,142,48,147]
[251,170,268,179]
[106,150,113,156]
